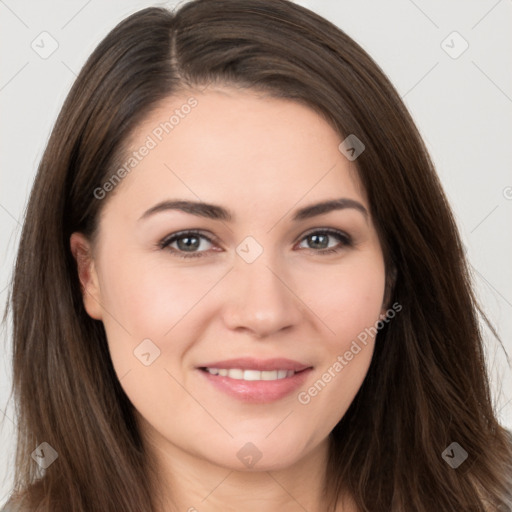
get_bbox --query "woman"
[2,0,511,510]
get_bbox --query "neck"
[141,425,349,512]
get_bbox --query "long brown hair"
[3,1,511,510]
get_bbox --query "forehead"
[101,86,368,222]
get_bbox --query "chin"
[202,435,317,472]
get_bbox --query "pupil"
[310,234,327,249]
[178,236,200,251]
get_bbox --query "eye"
[158,230,218,259]
[158,227,352,260]
[296,228,352,255]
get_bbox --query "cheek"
[96,252,228,390]
[95,255,208,424]
[98,254,216,338]
[294,252,385,420]
[305,253,386,344]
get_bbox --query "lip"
[197,358,313,403]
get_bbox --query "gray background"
[1,0,511,505]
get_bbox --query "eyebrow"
[138,197,368,223]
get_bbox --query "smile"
[197,358,313,403]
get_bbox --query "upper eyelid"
[160,229,217,245]
[298,227,350,239]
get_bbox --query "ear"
[70,232,103,320]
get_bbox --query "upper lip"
[198,357,312,372]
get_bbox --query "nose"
[220,254,304,339]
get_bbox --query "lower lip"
[198,368,313,403]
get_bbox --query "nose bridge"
[221,239,303,336]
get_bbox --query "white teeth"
[228,368,244,380]
[243,370,262,381]
[204,368,296,381]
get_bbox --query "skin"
[70,85,387,512]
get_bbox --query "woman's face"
[71,86,387,473]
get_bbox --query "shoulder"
[0,503,19,512]
[0,498,30,512]
[1,481,46,512]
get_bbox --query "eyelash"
[158,228,352,259]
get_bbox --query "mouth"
[197,358,313,403]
